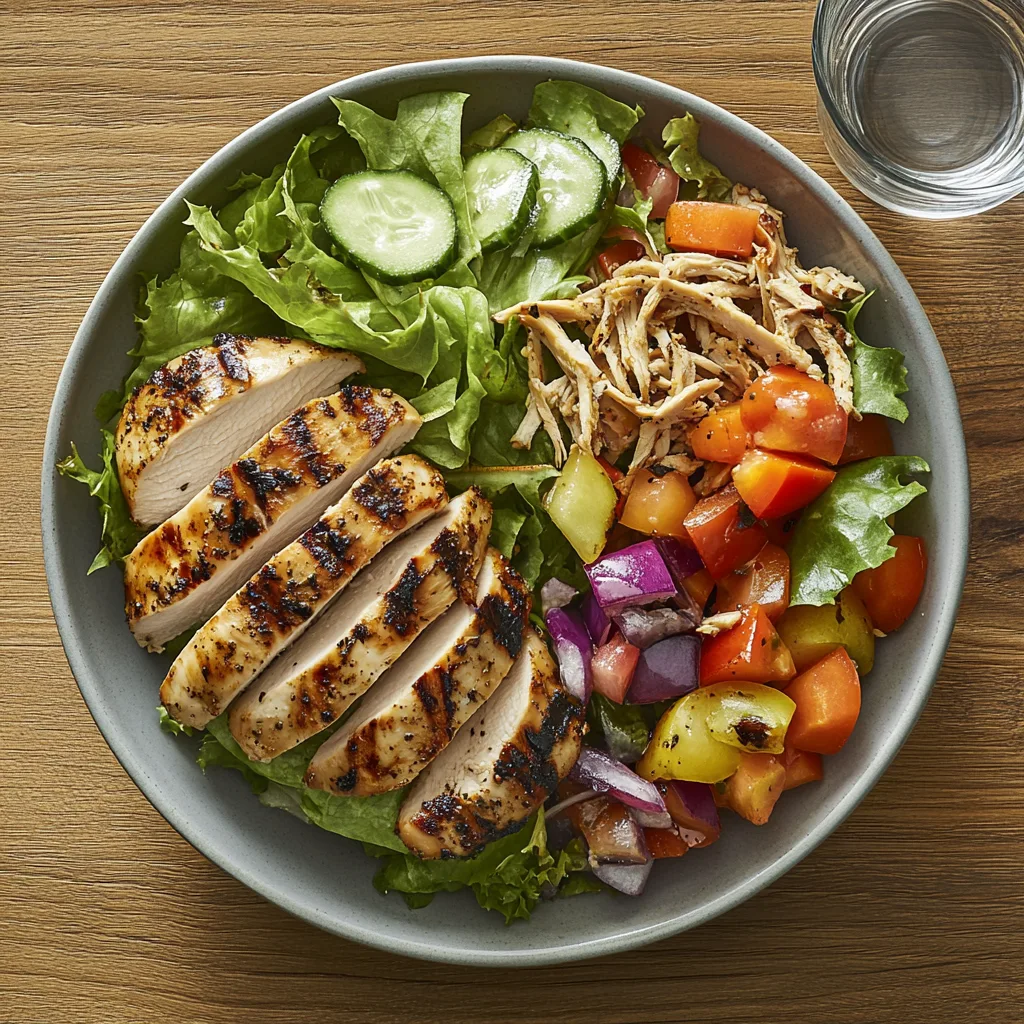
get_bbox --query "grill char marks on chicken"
[159,456,446,729]
[228,489,492,761]
[124,388,420,652]
[116,335,363,525]
[397,629,584,859]
[304,548,531,798]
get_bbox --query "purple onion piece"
[545,607,593,703]
[592,858,654,897]
[582,590,612,647]
[655,537,704,586]
[665,780,721,836]
[569,747,669,818]
[627,634,701,704]
[613,606,694,649]
[585,540,677,612]
[540,578,578,617]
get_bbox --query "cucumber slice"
[585,130,623,186]
[464,148,539,254]
[320,170,457,284]
[501,129,606,248]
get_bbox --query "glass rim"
[811,0,1024,201]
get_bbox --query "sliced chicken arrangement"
[229,488,492,761]
[113,336,583,858]
[116,334,363,525]
[160,456,447,729]
[398,629,585,859]
[304,547,532,798]
[125,386,420,651]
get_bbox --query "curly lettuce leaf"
[198,715,408,851]
[56,432,141,572]
[333,91,480,261]
[843,292,910,422]
[789,456,930,606]
[373,809,592,923]
[122,231,286,401]
[158,706,194,737]
[663,114,733,201]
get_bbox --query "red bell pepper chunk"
[732,448,835,520]
[699,602,796,686]
[683,483,768,580]
[851,535,927,633]
[783,647,861,755]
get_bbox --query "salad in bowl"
[58,78,929,922]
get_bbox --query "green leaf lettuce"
[843,292,911,422]
[789,456,930,606]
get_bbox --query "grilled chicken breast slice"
[229,489,492,761]
[117,334,363,525]
[305,548,530,798]
[397,629,584,859]
[159,456,446,728]
[125,386,420,651]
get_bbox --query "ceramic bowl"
[41,56,969,966]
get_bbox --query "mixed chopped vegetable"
[59,78,929,921]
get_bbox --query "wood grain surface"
[2,2,1022,1021]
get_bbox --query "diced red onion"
[585,540,677,612]
[569,746,669,819]
[582,590,612,646]
[545,607,593,703]
[664,780,721,839]
[655,537,703,586]
[540,578,578,617]
[613,606,694,649]
[627,634,701,703]
[592,858,654,896]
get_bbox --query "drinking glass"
[813,0,1024,218]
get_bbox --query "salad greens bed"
[61,79,927,921]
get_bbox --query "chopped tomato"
[657,782,721,847]
[732,449,835,520]
[763,512,801,548]
[666,200,760,258]
[621,142,679,219]
[851,535,928,633]
[597,239,646,279]
[783,648,861,755]
[699,603,796,686]
[839,414,894,465]
[683,483,768,579]
[596,456,627,518]
[715,542,790,621]
[644,826,690,858]
[689,401,749,464]
[741,366,848,465]
[719,753,787,825]
[620,468,696,540]
[682,567,715,610]
[591,633,640,704]
[780,744,824,790]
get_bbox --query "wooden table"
[3,2,1022,1020]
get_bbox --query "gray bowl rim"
[41,55,969,966]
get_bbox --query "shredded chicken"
[493,182,865,475]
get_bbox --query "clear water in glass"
[814,0,1024,217]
